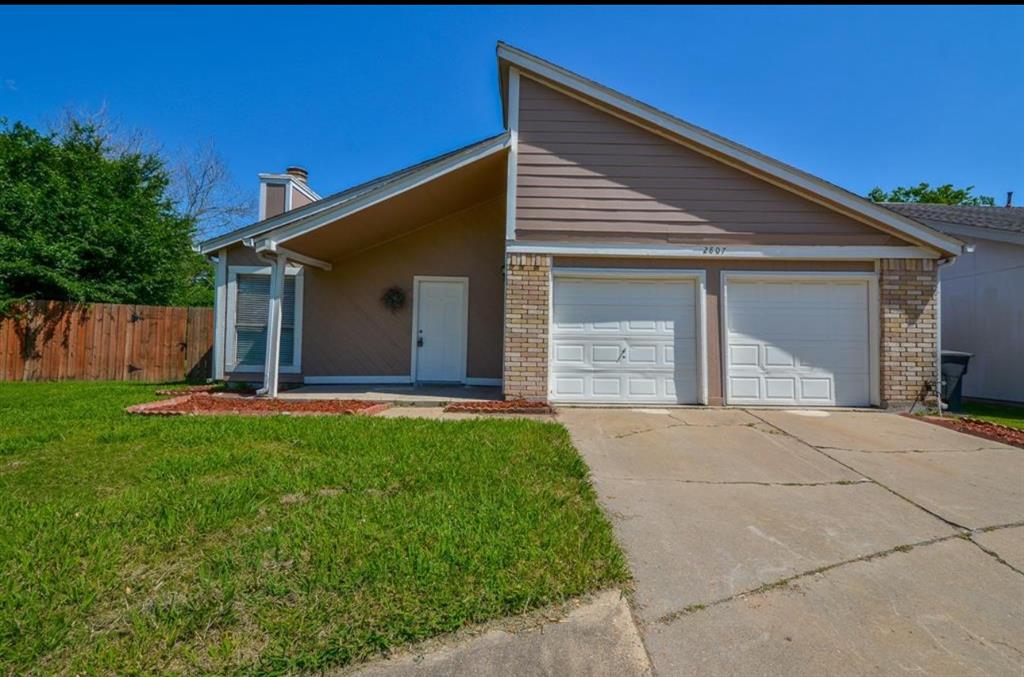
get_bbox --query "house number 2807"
[702,246,727,255]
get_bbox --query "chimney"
[258,167,314,220]
[1007,191,1014,208]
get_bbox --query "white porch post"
[212,248,228,381]
[260,253,287,397]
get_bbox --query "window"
[228,267,302,372]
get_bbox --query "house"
[882,202,1023,403]
[199,43,964,407]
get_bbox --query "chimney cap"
[286,166,308,183]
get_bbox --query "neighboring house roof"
[496,42,962,257]
[200,132,509,255]
[881,203,1024,245]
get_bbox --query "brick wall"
[502,253,551,400]
[880,258,938,408]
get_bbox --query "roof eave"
[199,131,510,256]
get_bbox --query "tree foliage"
[868,182,995,206]
[0,119,213,309]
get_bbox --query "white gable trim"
[497,43,963,258]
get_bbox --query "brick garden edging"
[127,394,390,417]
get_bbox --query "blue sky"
[2,6,1022,213]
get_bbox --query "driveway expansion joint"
[594,476,872,488]
[818,445,1015,454]
[966,521,1024,576]
[654,532,964,626]
[743,410,975,533]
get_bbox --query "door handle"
[619,348,627,362]
[417,337,424,347]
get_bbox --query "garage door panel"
[551,277,700,404]
[725,278,871,407]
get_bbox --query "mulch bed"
[914,415,1024,449]
[154,384,223,396]
[443,399,553,415]
[128,393,389,417]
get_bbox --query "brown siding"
[291,187,313,209]
[302,197,505,379]
[264,183,287,219]
[554,257,875,405]
[516,77,903,246]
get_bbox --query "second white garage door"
[723,276,873,407]
[550,276,701,404]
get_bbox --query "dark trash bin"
[940,351,972,412]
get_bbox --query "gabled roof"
[200,132,509,255]
[882,203,1024,245]
[496,42,964,258]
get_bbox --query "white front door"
[550,276,701,404]
[723,277,872,406]
[414,278,468,383]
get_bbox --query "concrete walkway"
[560,408,1024,676]
[350,590,650,676]
[280,384,501,405]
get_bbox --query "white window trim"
[720,271,880,408]
[410,276,470,384]
[226,265,304,374]
[548,267,709,405]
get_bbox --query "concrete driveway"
[560,408,1024,676]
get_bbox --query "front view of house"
[200,43,962,408]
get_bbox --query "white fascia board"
[258,175,321,200]
[253,240,332,270]
[508,243,939,260]
[497,44,963,257]
[200,134,510,255]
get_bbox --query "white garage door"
[550,276,700,404]
[724,277,871,406]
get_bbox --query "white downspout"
[934,255,959,414]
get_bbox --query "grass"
[962,400,1024,430]
[0,382,627,674]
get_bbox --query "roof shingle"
[881,202,1024,235]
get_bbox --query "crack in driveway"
[744,410,1024,576]
[654,521,1024,626]
[818,446,1013,454]
[595,476,872,488]
[744,410,977,533]
[655,533,964,625]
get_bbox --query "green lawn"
[0,383,627,674]
[963,400,1024,430]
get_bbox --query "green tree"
[867,182,995,206]
[0,120,212,310]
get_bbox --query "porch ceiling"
[278,150,506,262]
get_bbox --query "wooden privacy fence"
[0,301,214,383]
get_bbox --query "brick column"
[503,253,551,400]
[880,259,938,408]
